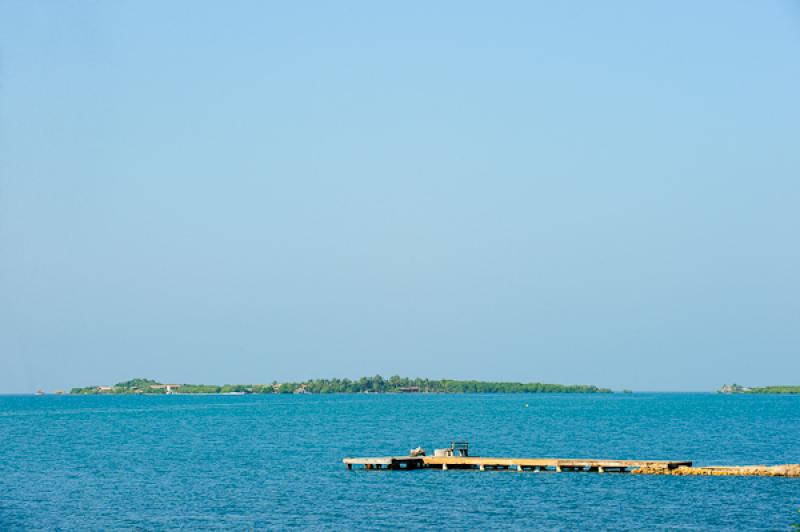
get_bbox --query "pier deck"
[343,455,691,472]
[423,456,691,472]
[343,456,425,470]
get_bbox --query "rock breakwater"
[633,464,800,477]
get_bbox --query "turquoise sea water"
[1,393,799,530]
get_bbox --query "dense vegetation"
[296,376,609,393]
[70,378,273,395]
[719,384,800,394]
[742,386,800,394]
[70,376,611,394]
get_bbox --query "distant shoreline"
[65,377,612,396]
[718,384,800,394]
[17,380,800,396]
[11,389,800,396]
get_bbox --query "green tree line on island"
[742,386,800,394]
[719,383,800,394]
[70,376,611,395]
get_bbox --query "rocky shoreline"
[633,464,800,477]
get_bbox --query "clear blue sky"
[1,1,799,393]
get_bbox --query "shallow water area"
[1,393,799,530]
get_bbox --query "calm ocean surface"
[1,393,799,530]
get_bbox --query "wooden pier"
[424,456,691,472]
[344,456,425,470]
[344,443,800,477]
[343,455,691,473]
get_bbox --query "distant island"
[718,384,800,394]
[69,377,611,395]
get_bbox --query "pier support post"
[598,466,605,473]
[479,464,485,471]
[442,463,448,471]
[517,464,524,472]
[556,465,562,472]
